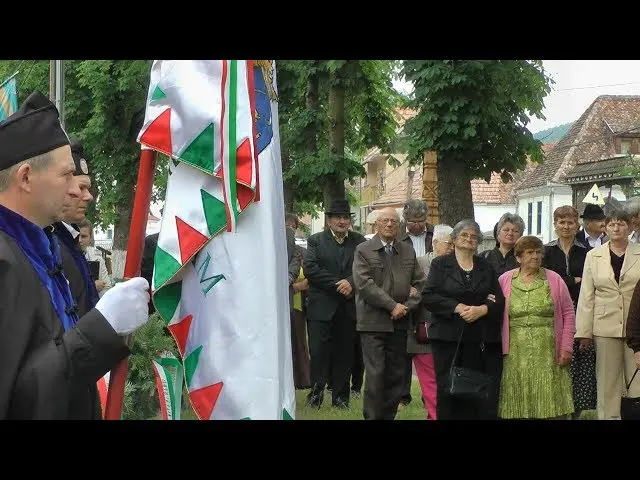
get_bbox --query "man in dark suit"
[52,139,100,320]
[0,91,151,419]
[576,204,607,248]
[304,199,366,408]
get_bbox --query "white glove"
[95,277,150,336]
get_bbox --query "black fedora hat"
[581,204,605,220]
[325,199,354,216]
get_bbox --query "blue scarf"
[53,222,100,312]
[0,204,79,331]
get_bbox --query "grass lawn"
[161,377,598,420]
[163,377,427,420]
[294,378,426,420]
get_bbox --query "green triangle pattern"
[201,189,227,236]
[152,85,167,101]
[154,246,182,290]
[184,345,203,388]
[154,281,182,324]
[241,417,252,420]
[283,408,293,420]
[181,124,215,174]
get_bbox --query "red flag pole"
[104,147,158,420]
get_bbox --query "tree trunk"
[324,68,346,210]
[305,67,319,153]
[112,182,136,251]
[437,153,474,226]
[282,151,294,214]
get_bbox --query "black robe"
[0,231,130,419]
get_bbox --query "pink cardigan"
[498,268,575,360]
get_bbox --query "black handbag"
[621,369,640,420]
[447,328,493,402]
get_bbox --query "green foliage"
[122,312,180,420]
[0,60,156,244]
[401,60,554,182]
[278,60,400,211]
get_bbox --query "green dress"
[498,270,574,419]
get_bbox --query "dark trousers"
[360,329,408,420]
[307,305,355,407]
[327,333,365,393]
[351,332,365,392]
[400,353,413,404]
[431,339,503,420]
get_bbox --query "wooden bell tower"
[422,151,439,225]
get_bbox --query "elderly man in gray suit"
[353,207,426,420]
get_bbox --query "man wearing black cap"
[0,91,151,419]
[303,199,366,408]
[577,204,608,249]
[52,139,101,319]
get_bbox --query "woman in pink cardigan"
[497,236,575,419]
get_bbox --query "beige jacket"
[576,242,640,339]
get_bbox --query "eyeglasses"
[459,232,478,241]
[378,219,399,225]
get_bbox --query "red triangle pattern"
[175,217,209,265]
[140,108,172,156]
[190,382,224,420]
[237,184,254,211]
[167,314,193,357]
[236,137,253,186]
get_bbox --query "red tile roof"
[470,172,516,204]
[517,95,640,191]
[369,164,519,207]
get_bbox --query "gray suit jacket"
[353,235,426,333]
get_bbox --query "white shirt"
[408,232,426,257]
[63,222,80,239]
[586,232,604,248]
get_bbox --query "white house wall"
[516,185,572,244]
[473,204,516,234]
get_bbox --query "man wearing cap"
[304,199,366,408]
[577,204,608,249]
[52,139,102,320]
[0,91,150,419]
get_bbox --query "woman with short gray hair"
[408,224,454,420]
[422,219,505,419]
[625,200,640,243]
[480,212,525,277]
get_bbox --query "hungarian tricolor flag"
[136,60,295,420]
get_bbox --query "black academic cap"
[0,91,70,170]
[70,138,90,176]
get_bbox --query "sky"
[393,60,640,134]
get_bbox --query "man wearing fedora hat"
[577,204,608,249]
[304,198,366,409]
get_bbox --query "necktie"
[385,244,393,255]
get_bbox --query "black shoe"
[332,401,349,410]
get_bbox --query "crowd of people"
[288,197,640,420]
[4,89,640,421]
